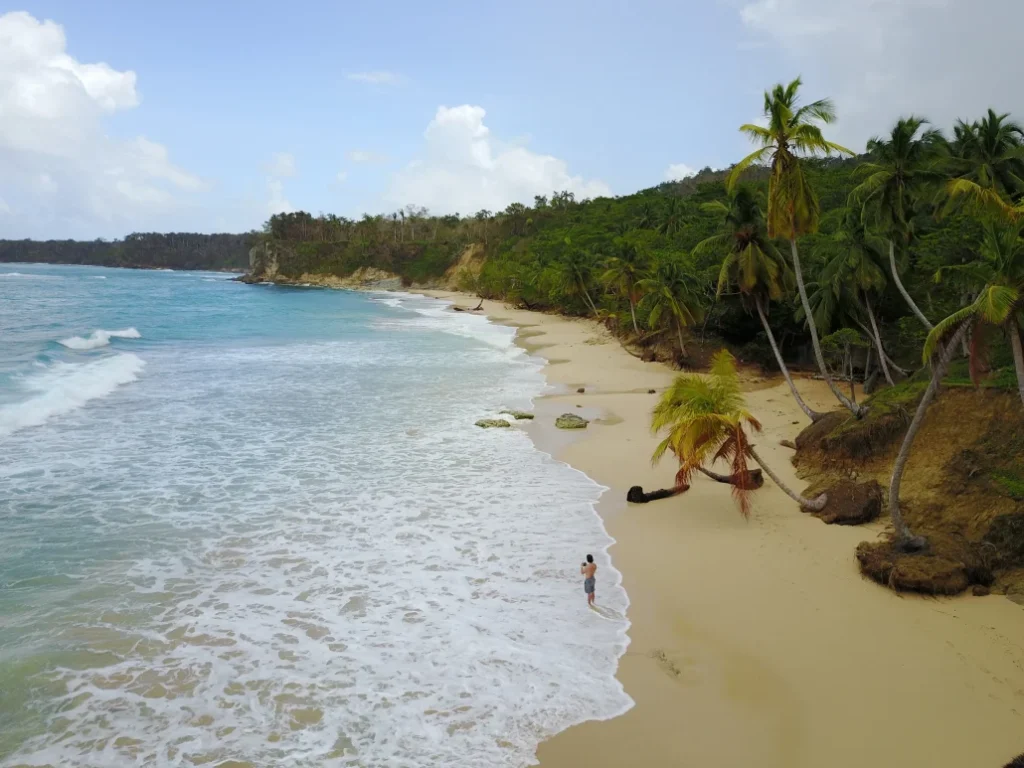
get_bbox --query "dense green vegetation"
[0,232,254,271]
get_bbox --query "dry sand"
[422,291,1024,768]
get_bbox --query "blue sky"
[2,0,1023,238]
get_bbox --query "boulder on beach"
[475,419,511,429]
[500,410,535,420]
[555,413,589,429]
[813,480,882,525]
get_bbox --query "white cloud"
[736,0,1024,149]
[346,71,404,86]
[264,151,296,178]
[0,197,11,215]
[266,179,293,215]
[336,170,348,183]
[665,163,697,181]
[0,11,205,238]
[348,150,390,165]
[387,105,611,214]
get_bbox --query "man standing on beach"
[580,554,597,606]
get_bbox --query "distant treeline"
[0,232,255,271]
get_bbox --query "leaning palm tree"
[601,240,648,334]
[544,248,599,316]
[849,116,946,330]
[637,254,705,360]
[695,186,822,421]
[651,350,827,515]
[886,321,970,550]
[929,220,1024,406]
[728,77,862,417]
[812,213,899,386]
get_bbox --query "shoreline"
[417,290,1024,768]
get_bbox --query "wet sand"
[419,290,1024,768]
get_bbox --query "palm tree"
[544,248,599,316]
[637,254,705,359]
[929,221,1024,406]
[849,116,945,330]
[885,321,970,549]
[651,350,827,515]
[728,77,862,417]
[695,186,822,421]
[601,240,648,334]
[949,110,1024,199]
[658,197,685,237]
[811,214,898,386]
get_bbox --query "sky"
[1,0,1023,239]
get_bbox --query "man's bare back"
[580,554,597,605]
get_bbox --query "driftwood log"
[627,485,687,503]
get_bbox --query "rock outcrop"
[500,410,534,420]
[475,419,511,429]
[555,413,589,429]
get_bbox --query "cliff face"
[240,240,483,291]
[240,241,404,289]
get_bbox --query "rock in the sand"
[475,419,511,429]
[648,389,656,394]
[576,387,585,393]
[813,480,882,525]
[973,584,991,597]
[555,413,589,429]
[499,410,534,420]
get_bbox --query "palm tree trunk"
[848,348,857,404]
[1008,321,1024,407]
[581,285,598,316]
[888,323,968,547]
[628,298,639,335]
[754,296,822,421]
[790,239,864,417]
[748,446,827,510]
[865,295,895,386]
[864,344,873,384]
[855,318,908,377]
[889,239,933,330]
[676,321,687,358]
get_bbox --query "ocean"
[0,264,631,767]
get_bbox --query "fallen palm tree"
[650,350,827,515]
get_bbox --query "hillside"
[0,232,254,272]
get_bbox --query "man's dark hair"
[586,554,594,563]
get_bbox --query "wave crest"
[0,353,145,437]
[59,328,141,351]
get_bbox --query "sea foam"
[2,283,630,768]
[59,327,141,351]
[0,353,145,437]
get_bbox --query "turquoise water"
[0,264,630,767]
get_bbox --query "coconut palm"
[949,110,1024,199]
[928,220,1024,405]
[811,214,899,386]
[651,350,827,515]
[943,111,1024,223]
[601,240,648,334]
[849,116,946,330]
[543,248,599,315]
[695,186,823,421]
[887,321,970,549]
[728,77,862,417]
[637,254,705,359]
[658,197,685,237]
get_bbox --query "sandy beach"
[420,290,1024,768]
